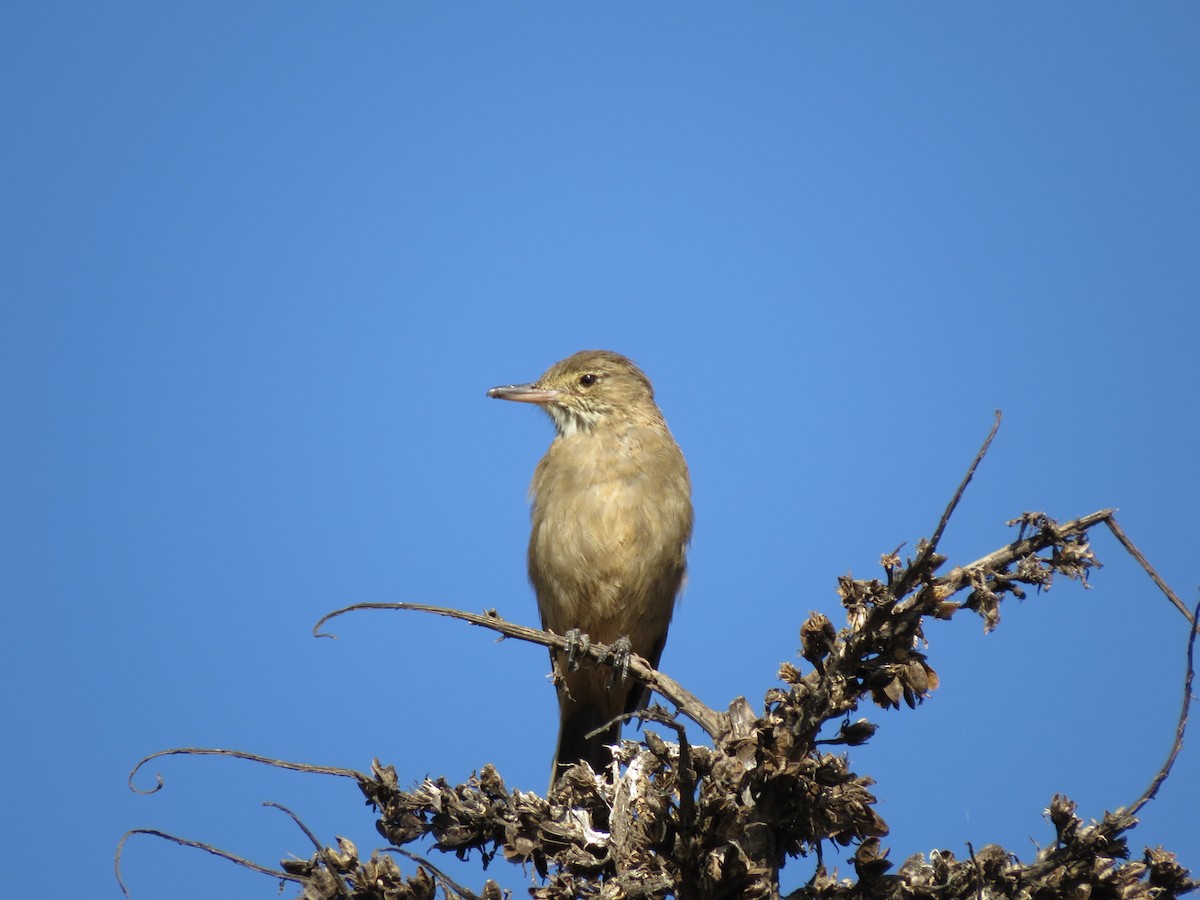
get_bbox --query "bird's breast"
[527,427,692,643]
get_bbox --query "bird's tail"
[551,704,622,787]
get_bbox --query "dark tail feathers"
[552,705,622,785]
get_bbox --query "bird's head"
[487,350,659,437]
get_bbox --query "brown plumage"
[488,350,693,783]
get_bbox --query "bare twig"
[1128,596,1199,816]
[957,508,1114,571]
[384,846,486,900]
[265,802,352,900]
[636,709,698,836]
[889,508,1115,616]
[894,412,1002,597]
[115,828,296,898]
[129,747,367,795]
[1104,516,1195,624]
[935,509,1115,600]
[932,411,1002,553]
[314,602,723,738]
[966,842,984,900]
[620,708,702,900]
[266,802,325,854]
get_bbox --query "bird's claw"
[563,630,633,685]
[608,635,633,687]
[564,628,590,672]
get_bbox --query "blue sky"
[3,4,1198,898]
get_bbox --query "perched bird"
[488,350,693,782]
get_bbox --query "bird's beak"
[487,382,560,404]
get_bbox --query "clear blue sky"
[3,4,1197,898]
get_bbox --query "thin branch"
[1128,596,1199,816]
[888,508,1115,615]
[966,842,984,900]
[265,802,352,900]
[932,411,1003,553]
[1104,516,1195,624]
[610,708,702,900]
[129,747,367,794]
[634,709,698,837]
[894,412,1002,597]
[265,801,325,853]
[383,846,486,900]
[957,508,1114,571]
[115,828,296,898]
[314,602,724,738]
[931,509,1115,601]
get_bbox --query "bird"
[487,350,693,783]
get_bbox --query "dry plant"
[119,414,1198,900]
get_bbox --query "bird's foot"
[607,635,632,687]
[564,628,590,672]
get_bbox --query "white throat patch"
[548,404,603,438]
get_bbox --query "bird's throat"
[547,404,604,438]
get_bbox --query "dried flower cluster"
[268,509,1194,900]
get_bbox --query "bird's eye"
[579,373,598,387]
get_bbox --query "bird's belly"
[529,476,686,654]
